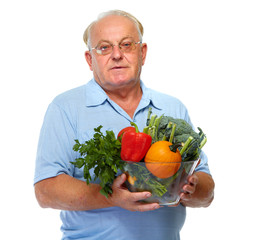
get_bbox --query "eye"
[120,41,133,50]
[97,42,111,52]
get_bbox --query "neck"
[104,81,142,118]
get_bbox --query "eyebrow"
[95,36,135,46]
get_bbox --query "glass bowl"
[122,159,199,206]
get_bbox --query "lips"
[110,66,127,70]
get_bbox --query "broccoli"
[159,116,193,135]
[144,108,207,161]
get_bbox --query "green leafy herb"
[71,126,125,198]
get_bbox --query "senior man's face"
[85,15,147,92]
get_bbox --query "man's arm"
[180,171,215,208]
[34,173,160,212]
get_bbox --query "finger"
[182,184,195,194]
[180,192,192,201]
[187,174,198,186]
[133,202,161,212]
[129,191,152,202]
[190,176,198,185]
[112,173,126,188]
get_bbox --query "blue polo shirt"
[34,78,210,240]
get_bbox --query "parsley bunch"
[71,126,125,198]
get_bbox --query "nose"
[111,45,123,60]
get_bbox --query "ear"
[141,43,147,65]
[85,51,93,71]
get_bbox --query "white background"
[1,0,254,239]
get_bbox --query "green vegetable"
[70,109,207,200]
[145,107,207,162]
[124,163,168,197]
[71,126,125,198]
[124,108,208,199]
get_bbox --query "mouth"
[110,66,127,70]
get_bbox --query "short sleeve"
[195,151,210,174]
[34,102,76,184]
[179,104,211,175]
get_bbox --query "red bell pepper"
[117,126,136,141]
[120,122,152,162]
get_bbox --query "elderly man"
[34,10,214,240]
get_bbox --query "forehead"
[90,15,139,44]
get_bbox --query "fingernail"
[154,204,160,209]
[145,193,152,198]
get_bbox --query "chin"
[112,78,137,88]
[96,73,139,91]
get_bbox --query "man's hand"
[180,172,214,208]
[180,173,198,201]
[108,173,161,212]
[35,173,161,212]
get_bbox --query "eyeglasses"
[90,40,142,55]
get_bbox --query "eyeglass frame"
[90,40,142,55]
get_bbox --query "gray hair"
[83,10,144,49]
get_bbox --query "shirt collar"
[85,79,108,107]
[85,78,162,110]
[140,81,162,110]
